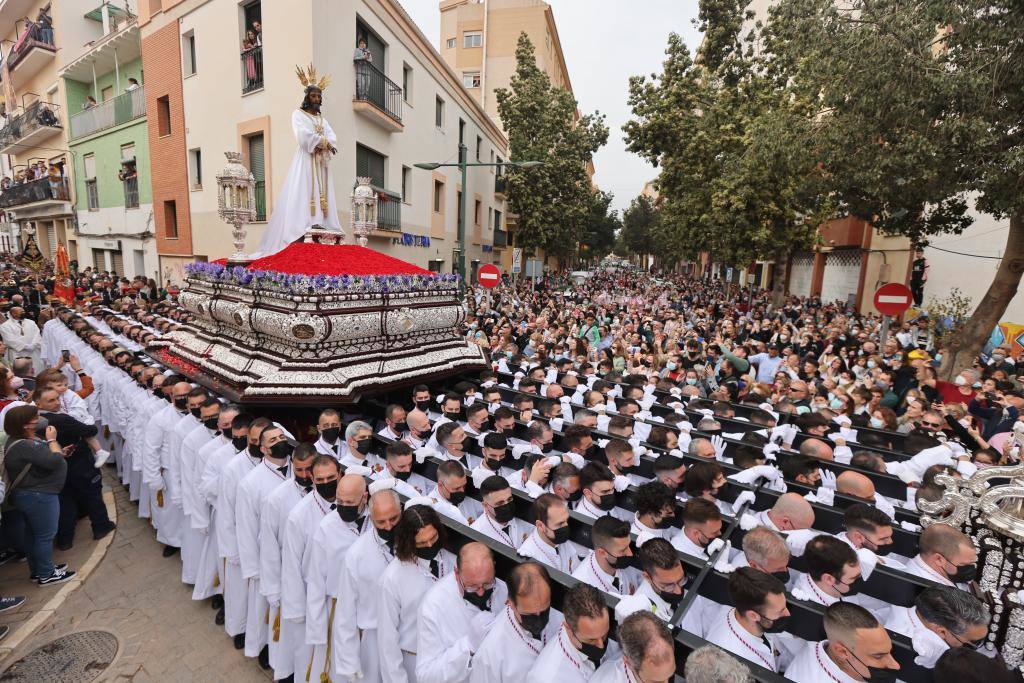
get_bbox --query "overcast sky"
[400,0,703,215]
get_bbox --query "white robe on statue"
[252,108,341,257]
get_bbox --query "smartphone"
[61,349,70,362]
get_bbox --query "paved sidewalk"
[0,471,269,681]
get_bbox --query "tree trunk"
[937,212,1024,380]
[771,256,788,309]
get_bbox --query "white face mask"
[9,376,23,390]
[954,376,968,387]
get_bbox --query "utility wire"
[927,244,1005,260]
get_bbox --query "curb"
[0,486,118,661]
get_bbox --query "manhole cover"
[0,630,118,683]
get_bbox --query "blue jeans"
[13,489,59,579]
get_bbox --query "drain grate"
[0,630,118,683]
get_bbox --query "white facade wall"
[176,0,508,272]
[75,202,156,278]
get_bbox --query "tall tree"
[620,194,659,261]
[496,33,609,261]
[580,189,619,263]
[623,3,830,303]
[763,0,1024,376]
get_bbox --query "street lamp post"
[415,145,541,285]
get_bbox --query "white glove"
[832,414,852,428]
[709,539,733,571]
[549,417,564,433]
[346,464,372,477]
[762,443,781,461]
[706,537,726,557]
[733,490,756,511]
[596,438,610,449]
[784,528,822,557]
[369,478,397,495]
[819,468,837,490]
[669,448,684,458]
[873,493,896,520]
[698,408,714,418]
[613,475,631,492]
[563,452,585,469]
[806,487,834,506]
[839,427,858,443]
[711,435,726,460]
[770,425,790,444]
[614,593,652,621]
[633,445,649,458]
[468,609,495,650]
[739,512,760,531]
[956,460,978,477]
[414,446,437,464]
[677,420,693,434]
[900,520,922,532]
[728,465,778,485]
[628,436,643,450]
[785,424,799,445]
[669,387,682,398]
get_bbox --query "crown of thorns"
[295,64,330,92]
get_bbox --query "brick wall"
[142,21,193,258]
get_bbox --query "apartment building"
[137,0,510,286]
[438,0,589,273]
[61,1,155,279]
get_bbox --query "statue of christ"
[252,65,341,257]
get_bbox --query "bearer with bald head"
[416,541,509,683]
[470,561,557,682]
[786,602,900,682]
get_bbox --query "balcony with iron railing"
[375,187,402,231]
[353,60,404,133]
[3,20,56,86]
[0,176,69,209]
[494,229,508,248]
[494,175,507,198]
[241,45,264,94]
[0,101,62,155]
[123,175,139,209]
[70,86,146,140]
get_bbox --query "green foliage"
[620,194,659,258]
[495,34,609,260]
[623,11,829,271]
[925,288,974,349]
[580,189,619,261]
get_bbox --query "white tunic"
[415,572,509,683]
[235,461,290,580]
[705,609,780,672]
[517,529,579,574]
[306,508,366,643]
[468,604,563,683]
[314,436,342,458]
[469,513,532,550]
[259,479,305,607]
[280,489,333,622]
[215,451,259,561]
[785,640,860,683]
[252,108,341,257]
[528,625,602,682]
[331,527,395,680]
[671,531,709,560]
[572,551,641,596]
[377,552,456,683]
[591,659,635,683]
[574,496,630,522]
[903,554,968,590]
[427,485,482,526]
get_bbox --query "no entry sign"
[478,264,501,289]
[873,282,913,316]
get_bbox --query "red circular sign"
[478,264,501,289]
[873,282,913,316]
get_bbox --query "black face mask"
[337,503,361,524]
[840,576,864,597]
[605,551,632,570]
[483,456,503,471]
[315,479,338,501]
[270,441,293,460]
[174,397,187,409]
[416,539,442,561]
[376,525,395,543]
[866,540,892,557]
[771,569,791,585]
[232,435,248,452]
[657,588,684,609]
[190,407,202,419]
[463,587,493,611]
[203,417,219,431]
[518,608,550,640]
[548,524,570,545]
[415,400,432,412]
[596,493,616,511]
[655,516,674,530]
[321,427,340,444]
[575,636,607,669]
[445,410,463,422]
[393,421,408,434]
[492,502,515,525]
[248,444,263,459]
[848,651,899,683]
[758,613,789,634]
[448,490,466,506]
[294,475,313,491]
[393,469,412,481]
[415,428,433,440]
[354,439,373,455]
[541,442,554,453]
[947,560,977,583]
[567,489,583,504]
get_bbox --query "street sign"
[512,248,523,274]
[478,263,501,289]
[873,283,913,316]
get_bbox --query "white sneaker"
[93,449,111,468]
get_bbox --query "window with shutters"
[248,134,265,220]
[355,143,386,189]
[189,148,203,190]
[433,180,444,214]
[84,153,98,211]
[111,250,124,277]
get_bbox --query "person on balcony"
[243,31,260,90]
[47,166,64,201]
[354,37,372,100]
[37,106,56,127]
[82,96,97,110]
[126,78,140,92]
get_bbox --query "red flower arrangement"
[248,243,430,276]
